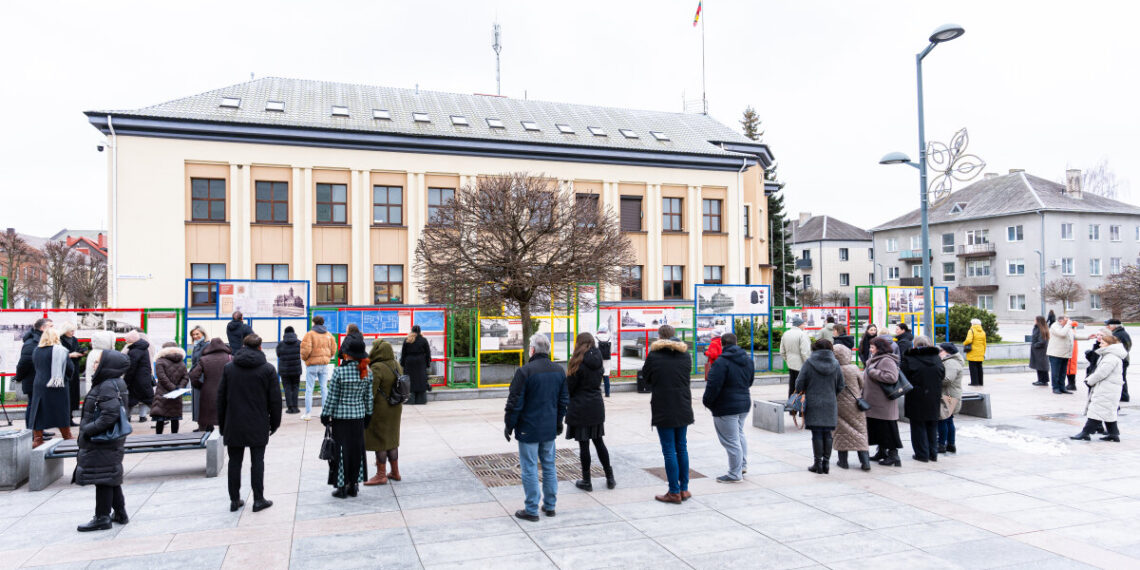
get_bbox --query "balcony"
[899,277,924,286]
[958,275,999,291]
[898,249,933,263]
[795,258,813,270]
[957,243,996,257]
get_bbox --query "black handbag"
[319,426,337,461]
[847,386,871,412]
[90,402,133,443]
[785,392,806,429]
[880,369,914,401]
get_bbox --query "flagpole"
[701,2,707,115]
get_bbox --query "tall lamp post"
[879,23,965,340]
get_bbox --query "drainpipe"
[1037,210,1046,316]
[737,157,747,284]
[108,115,118,307]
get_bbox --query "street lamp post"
[879,23,965,340]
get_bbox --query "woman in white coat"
[1071,334,1127,442]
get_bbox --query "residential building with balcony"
[789,213,873,305]
[871,169,1140,321]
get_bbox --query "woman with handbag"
[794,339,845,474]
[832,345,870,471]
[364,339,403,486]
[74,349,132,532]
[938,343,964,454]
[322,335,374,498]
[864,336,903,467]
[902,336,946,463]
[28,328,74,447]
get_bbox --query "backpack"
[383,361,410,406]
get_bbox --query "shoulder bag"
[384,361,410,406]
[879,369,913,401]
[319,426,337,461]
[90,401,133,443]
[939,395,959,420]
[847,385,871,412]
[785,392,806,429]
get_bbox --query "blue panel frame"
[692,284,774,373]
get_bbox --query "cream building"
[87,78,777,310]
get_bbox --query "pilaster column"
[229,163,250,278]
[354,170,371,304]
[646,184,662,300]
[298,168,313,282]
[291,167,305,281]
[726,178,743,284]
[405,172,425,304]
[689,185,702,291]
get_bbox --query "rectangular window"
[887,267,900,280]
[620,196,642,231]
[316,264,348,305]
[315,183,347,224]
[911,265,923,278]
[190,263,226,306]
[943,262,956,282]
[1110,257,1122,274]
[967,260,991,277]
[1110,225,1121,241]
[1089,224,1101,240]
[965,229,989,245]
[1007,258,1025,275]
[869,273,875,285]
[910,235,922,250]
[1007,225,1024,242]
[803,275,813,289]
[1008,294,1027,311]
[1064,298,1075,311]
[885,238,898,253]
[662,197,683,231]
[663,265,684,299]
[575,194,599,227]
[1090,258,1102,276]
[868,248,874,260]
[941,233,955,253]
[839,248,849,262]
[1061,258,1074,275]
[372,265,404,304]
[703,265,723,284]
[743,206,751,237]
[702,199,722,232]
[621,266,643,300]
[839,273,850,287]
[1061,223,1074,240]
[191,178,226,222]
[745,267,751,285]
[254,181,288,223]
[427,187,456,224]
[1090,293,1102,310]
[977,295,993,310]
[372,185,403,225]
[802,249,811,260]
[254,264,288,280]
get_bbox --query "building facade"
[871,170,1140,321]
[788,213,873,305]
[87,78,777,310]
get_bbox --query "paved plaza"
[2,369,1139,569]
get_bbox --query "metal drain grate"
[643,467,706,482]
[462,448,606,487]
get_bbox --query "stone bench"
[752,399,788,433]
[897,391,992,423]
[30,430,224,491]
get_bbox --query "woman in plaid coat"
[321,335,374,499]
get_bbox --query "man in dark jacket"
[15,318,51,408]
[1107,319,1132,402]
[275,326,303,414]
[901,337,945,463]
[218,334,282,514]
[225,312,254,353]
[642,325,694,504]
[703,334,755,483]
[504,333,569,522]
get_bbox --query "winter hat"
[970,318,982,326]
[339,334,369,361]
[792,317,805,327]
[124,330,140,344]
[939,342,959,355]
[284,326,295,334]
[1105,319,1122,326]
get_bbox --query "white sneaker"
[301,414,311,421]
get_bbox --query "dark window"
[620,196,642,231]
[621,266,643,300]
[316,264,348,305]
[663,265,684,299]
[428,187,455,224]
[662,198,683,231]
[190,263,226,306]
[575,194,599,227]
[745,267,751,285]
[839,273,850,286]
[255,264,289,280]
[839,248,849,261]
[373,265,403,304]
[703,266,723,284]
[702,199,722,232]
[316,183,347,224]
[372,185,403,225]
[744,205,751,237]
[191,178,226,221]
[254,181,288,223]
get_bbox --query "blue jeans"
[938,416,955,447]
[1048,356,1068,392]
[305,364,330,415]
[657,426,690,495]
[518,439,557,515]
[713,412,749,479]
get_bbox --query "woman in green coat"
[364,339,403,486]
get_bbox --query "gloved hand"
[504,426,512,442]
[320,415,332,427]
[556,422,564,436]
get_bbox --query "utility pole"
[492,22,502,96]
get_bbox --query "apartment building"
[871,170,1140,320]
[788,213,873,305]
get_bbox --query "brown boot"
[387,459,401,481]
[364,464,388,486]
[654,493,682,504]
[61,427,74,440]
[33,430,44,448]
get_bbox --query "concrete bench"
[30,430,224,491]
[752,399,788,433]
[897,391,992,423]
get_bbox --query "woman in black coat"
[794,339,845,474]
[74,350,131,532]
[893,324,914,369]
[29,328,75,447]
[564,333,614,492]
[276,326,303,414]
[1029,316,1050,386]
[399,326,432,405]
[901,337,945,463]
[122,332,154,423]
[60,323,87,425]
[858,324,879,368]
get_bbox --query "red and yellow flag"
[693,1,702,26]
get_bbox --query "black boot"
[604,466,616,489]
[77,515,113,532]
[155,421,165,435]
[821,432,833,474]
[869,446,885,461]
[836,451,849,470]
[332,487,348,499]
[879,448,901,467]
[808,434,824,473]
[857,451,871,471]
[1071,419,1099,441]
[1101,422,1121,442]
[575,473,593,492]
[347,483,359,497]
[111,510,129,524]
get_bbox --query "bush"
[732,319,782,351]
[936,304,1001,343]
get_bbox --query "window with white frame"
[1090,258,1102,276]
[839,248,849,261]
[1061,223,1074,240]
[1090,293,1102,310]
[965,229,989,245]
[1007,258,1025,275]
[888,267,900,280]
[910,235,922,250]
[941,233,955,253]
[911,265,923,278]
[884,238,898,252]
[1007,225,1024,242]
[839,273,850,287]
[1089,224,1101,240]
[1008,294,1027,311]
[1110,225,1121,241]
[1061,257,1074,275]
[869,273,875,285]
[1064,298,1075,311]
[977,295,993,310]
[803,275,812,289]
[1111,257,1122,274]
[943,262,956,282]
[868,248,874,260]
[966,259,991,277]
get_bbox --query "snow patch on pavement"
[958,425,1070,456]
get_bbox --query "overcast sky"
[2,0,1137,236]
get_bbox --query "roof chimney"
[983,172,997,180]
[1008,168,1024,174]
[1065,169,1083,199]
[798,212,812,227]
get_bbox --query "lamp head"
[879,151,912,165]
[929,23,965,43]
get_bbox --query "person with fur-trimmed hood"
[642,325,695,505]
[151,342,189,434]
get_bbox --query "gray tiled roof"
[91,77,757,158]
[48,229,105,242]
[787,215,871,243]
[871,172,1140,231]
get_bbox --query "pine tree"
[740,107,797,306]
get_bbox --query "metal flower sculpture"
[926,128,986,206]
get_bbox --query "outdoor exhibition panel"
[854,285,950,341]
[693,284,773,373]
[310,305,449,387]
[183,278,311,346]
[598,301,694,380]
[0,277,7,309]
[476,289,579,388]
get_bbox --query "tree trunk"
[520,301,532,360]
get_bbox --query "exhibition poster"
[888,287,925,315]
[0,312,40,374]
[415,310,446,332]
[619,308,692,331]
[872,288,889,330]
[696,315,732,343]
[695,285,769,316]
[218,281,306,318]
[576,285,599,336]
[145,311,180,348]
[479,318,523,351]
[800,308,849,329]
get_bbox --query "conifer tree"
[740,106,796,305]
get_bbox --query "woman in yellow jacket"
[963,319,987,386]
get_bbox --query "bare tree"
[823,290,848,306]
[67,255,108,308]
[0,228,42,307]
[41,241,77,308]
[415,173,635,353]
[948,286,977,306]
[1042,277,1087,314]
[1098,265,1140,320]
[798,288,822,307]
[1080,158,1120,200]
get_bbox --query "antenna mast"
[492,22,502,96]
